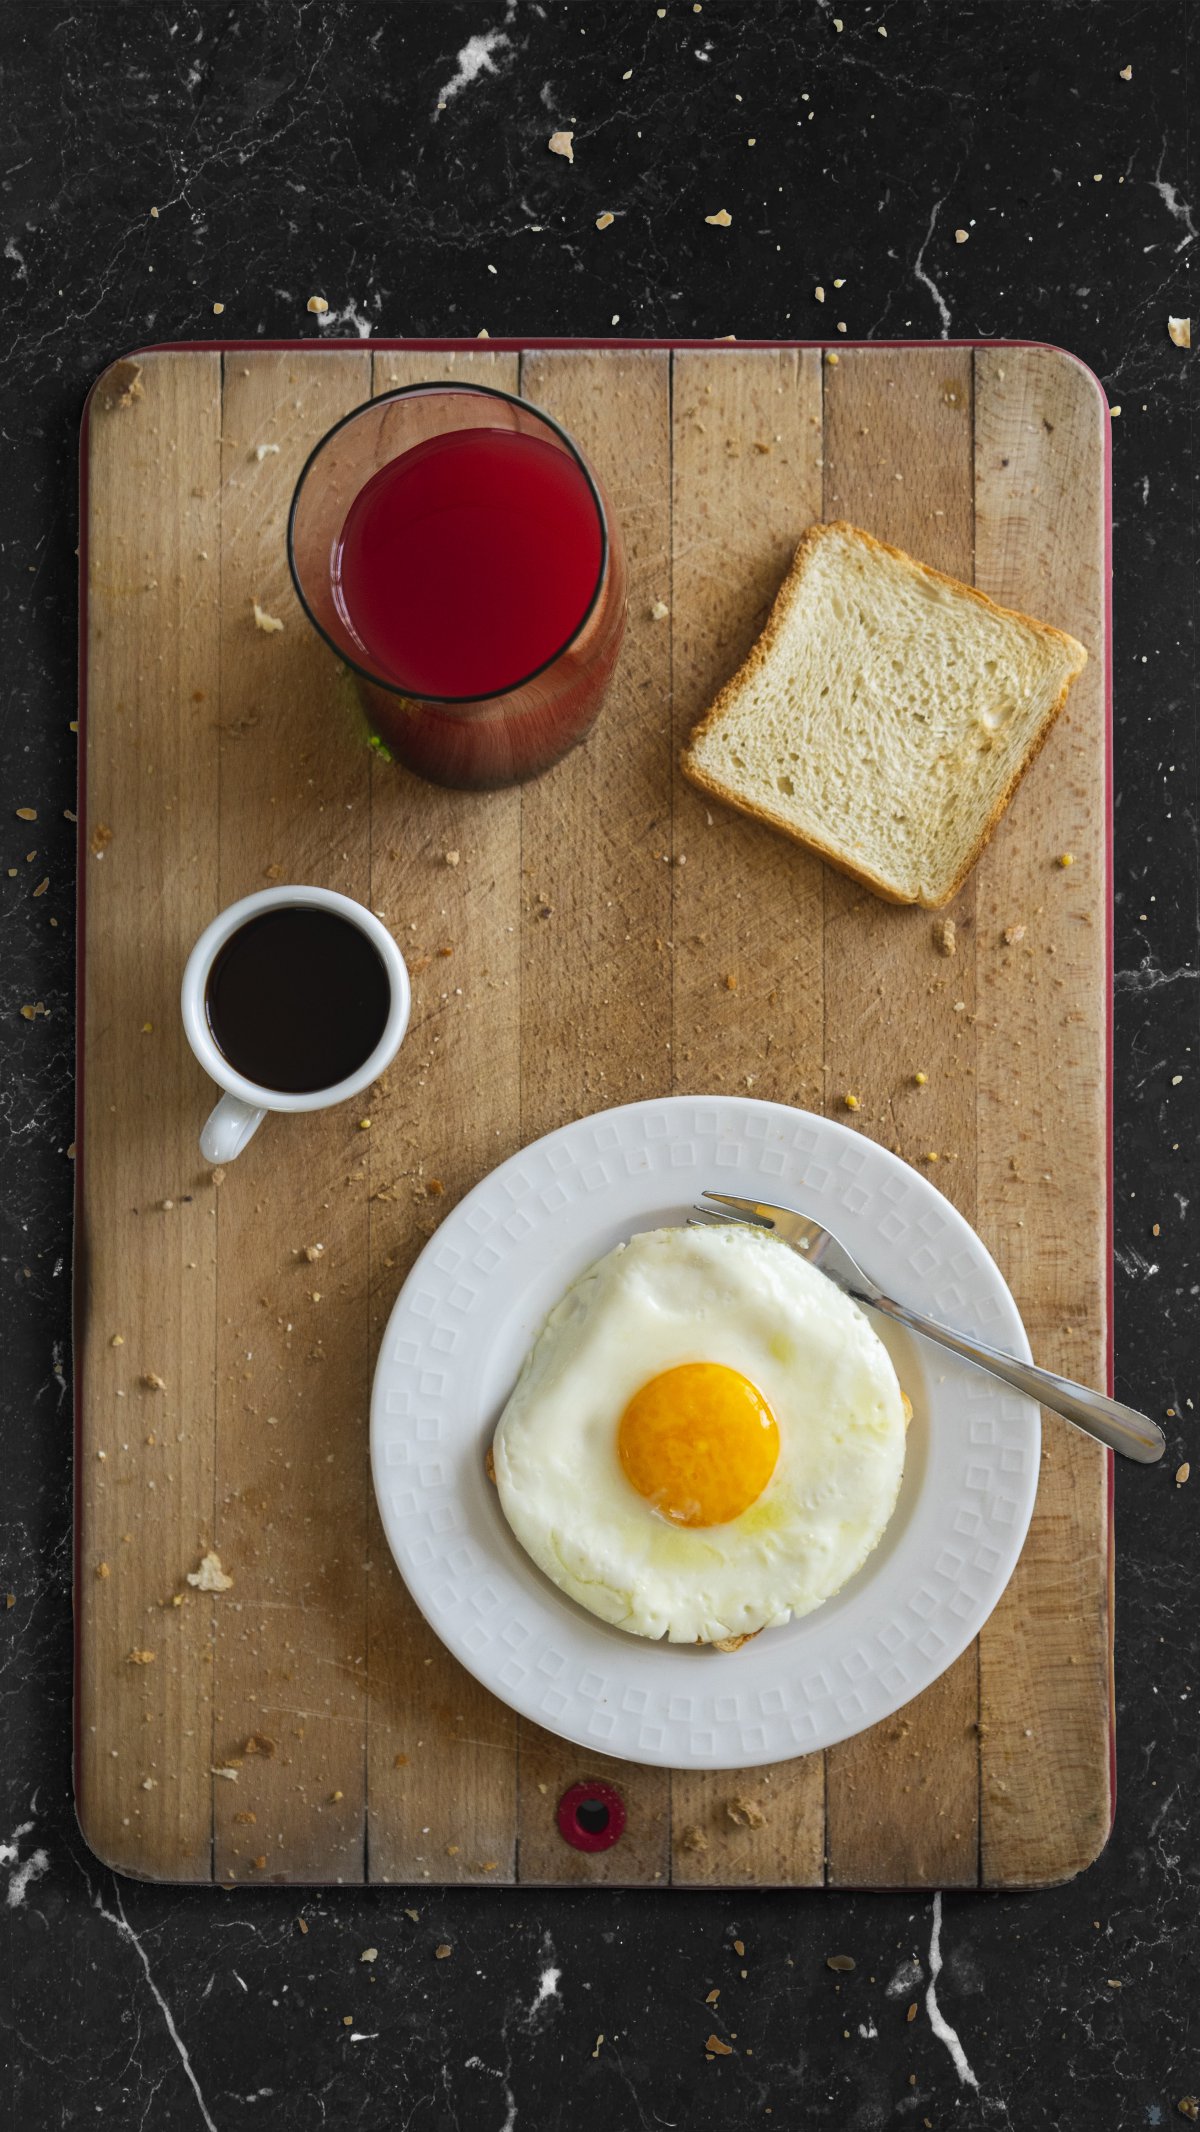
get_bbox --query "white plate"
[370,1097,1039,1770]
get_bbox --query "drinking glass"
[288,381,627,790]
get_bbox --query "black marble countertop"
[2,3,1196,2126]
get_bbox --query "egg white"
[491,1222,907,1644]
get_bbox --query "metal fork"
[692,1190,1165,1465]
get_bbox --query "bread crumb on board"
[252,599,285,634]
[548,130,574,161]
[933,917,956,956]
[103,359,144,409]
[725,1796,766,1829]
[187,1550,234,1592]
[1167,316,1191,349]
[705,209,733,227]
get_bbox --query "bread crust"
[680,520,1088,910]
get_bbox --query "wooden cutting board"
[76,338,1112,1889]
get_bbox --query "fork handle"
[865,1294,1166,1464]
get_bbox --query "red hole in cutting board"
[557,1779,627,1852]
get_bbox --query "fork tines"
[691,1193,776,1229]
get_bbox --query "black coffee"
[205,907,391,1094]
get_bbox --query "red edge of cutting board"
[73,338,1117,1879]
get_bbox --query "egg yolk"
[617,1363,780,1527]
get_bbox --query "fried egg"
[491,1221,907,1644]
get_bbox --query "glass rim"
[286,379,611,707]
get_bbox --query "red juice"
[333,426,604,700]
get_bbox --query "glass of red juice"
[287,382,627,789]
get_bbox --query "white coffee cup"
[181,885,411,1165]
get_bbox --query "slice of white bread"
[681,520,1088,908]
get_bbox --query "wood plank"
[77,351,223,1880]
[973,345,1111,1885]
[364,348,522,1886]
[514,348,675,1885]
[821,346,981,1888]
[209,350,374,1883]
[668,347,827,1886]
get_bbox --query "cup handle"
[200,1094,266,1165]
